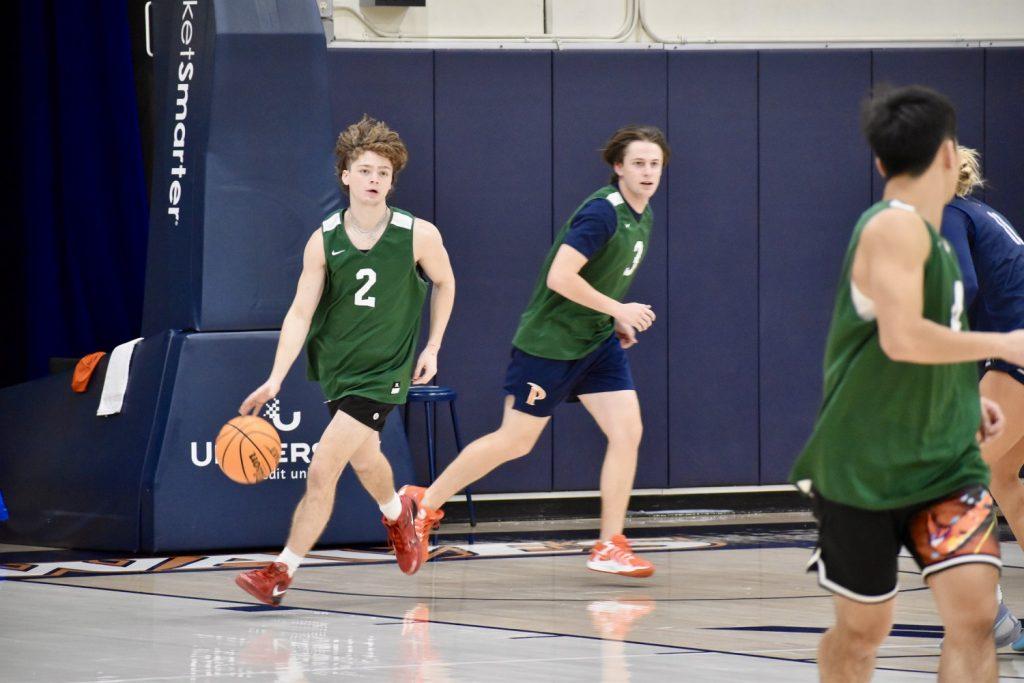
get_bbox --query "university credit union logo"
[263,397,300,432]
[190,398,317,480]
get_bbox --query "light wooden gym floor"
[4,516,1024,681]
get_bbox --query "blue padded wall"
[142,0,339,335]
[667,52,759,486]
[0,329,416,552]
[871,49,985,200]
[147,332,415,552]
[150,46,1024,499]
[141,0,213,336]
[433,52,554,492]
[551,52,669,490]
[758,51,872,484]
[0,333,173,550]
[985,49,1024,229]
[326,50,435,221]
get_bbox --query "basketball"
[214,415,282,484]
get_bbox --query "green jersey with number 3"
[790,199,988,510]
[512,185,653,360]
[306,207,428,404]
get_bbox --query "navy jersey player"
[943,145,1024,649]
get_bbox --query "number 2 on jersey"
[623,241,644,276]
[355,268,377,308]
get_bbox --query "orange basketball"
[214,415,282,484]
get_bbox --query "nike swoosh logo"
[331,249,346,256]
[272,586,287,597]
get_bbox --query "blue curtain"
[5,1,149,387]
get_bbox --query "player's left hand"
[978,396,1005,444]
[412,346,439,385]
[615,320,638,349]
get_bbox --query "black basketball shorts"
[807,485,1001,603]
[327,395,396,432]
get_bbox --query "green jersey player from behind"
[791,86,1024,682]
[234,115,456,605]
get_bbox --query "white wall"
[639,0,1024,42]
[332,0,1024,43]
[333,0,543,40]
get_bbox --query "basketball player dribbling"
[942,145,1024,648]
[234,115,456,605]
[397,125,669,578]
[791,85,1024,682]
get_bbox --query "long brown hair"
[601,125,670,183]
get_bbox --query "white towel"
[97,337,144,417]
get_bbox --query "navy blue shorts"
[503,333,635,417]
[983,359,1024,387]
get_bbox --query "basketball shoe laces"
[606,537,640,565]
[415,508,444,550]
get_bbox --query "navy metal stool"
[404,385,476,526]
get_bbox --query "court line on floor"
[289,584,930,603]
[0,539,809,581]
[58,648,889,683]
[12,577,861,673]
[14,568,1007,678]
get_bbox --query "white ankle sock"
[998,584,1005,604]
[379,492,402,521]
[276,547,303,577]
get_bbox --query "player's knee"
[349,452,382,477]
[944,612,996,643]
[306,461,340,495]
[845,625,889,653]
[500,430,538,459]
[835,615,891,650]
[607,421,643,451]
[348,457,368,477]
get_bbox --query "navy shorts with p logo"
[503,333,635,417]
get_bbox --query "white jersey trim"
[606,191,624,207]
[391,212,413,230]
[850,279,876,321]
[889,199,917,213]
[322,212,341,232]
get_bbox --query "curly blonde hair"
[335,115,409,194]
[956,145,985,198]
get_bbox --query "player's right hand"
[1000,330,1024,367]
[239,379,280,416]
[615,302,656,332]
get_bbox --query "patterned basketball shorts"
[807,485,1001,603]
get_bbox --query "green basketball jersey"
[306,207,428,404]
[790,199,988,510]
[512,185,653,360]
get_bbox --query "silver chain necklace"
[348,208,390,237]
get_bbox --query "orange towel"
[72,352,106,393]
